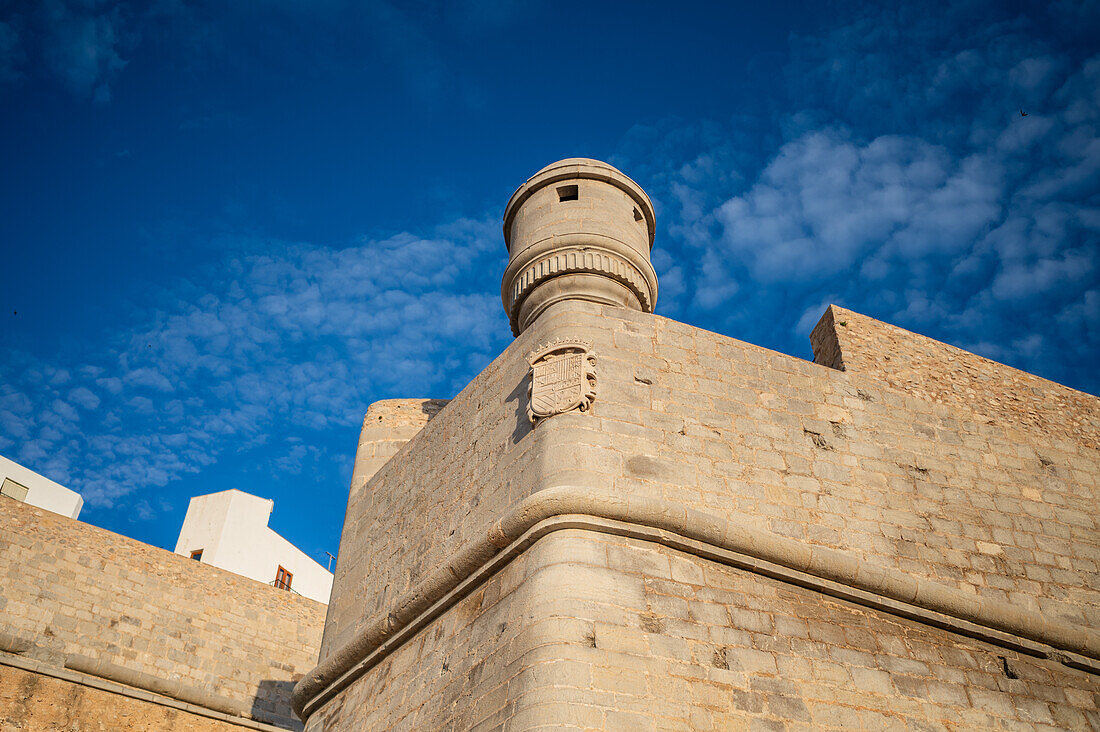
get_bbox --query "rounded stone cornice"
[501,237,658,335]
[292,486,1100,722]
[505,246,653,312]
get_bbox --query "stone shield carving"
[526,339,597,426]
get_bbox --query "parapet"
[501,158,658,335]
[350,398,449,498]
[811,305,1100,449]
[0,496,324,729]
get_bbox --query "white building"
[174,489,334,604]
[0,454,83,519]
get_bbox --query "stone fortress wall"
[297,299,1100,730]
[350,399,451,501]
[318,397,449,659]
[812,304,1099,450]
[3,155,1094,731]
[0,496,326,731]
[295,158,1100,730]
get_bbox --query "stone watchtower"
[296,160,1100,730]
[501,158,658,335]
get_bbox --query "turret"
[501,158,658,335]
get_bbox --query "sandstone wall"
[318,342,545,661]
[556,530,1098,731]
[319,397,448,658]
[0,496,326,730]
[529,301,1099,629]
[307,529,1100,730]
[349,398,450,500]
[810,304,1100,449]
[304,299,1099,728]
[308,528,542,731]
[1,663,251,732]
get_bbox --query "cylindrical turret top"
[501,158,658,335]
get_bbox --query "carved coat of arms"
[526,339,597,426]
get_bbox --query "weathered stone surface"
[0,664,246,731]
[0,496,325,729]
[811,303,1100,449]
[308,531,1100,730]
[319,397,448,660]
[350,398,450,498]
[305,293,1099,728]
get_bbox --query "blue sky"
[2,0,1098,565]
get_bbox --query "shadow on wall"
[252,679,303,731]
[420,399,448,418]
[509,377,532,446]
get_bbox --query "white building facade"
[174,489,333,604]
[0,454,83,519]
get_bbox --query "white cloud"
[0,218,508,508]
[68,386,101,410]
[991,247,1095,300]
[124,368,175,392]
[631,3,1099,394]
[711,131,1000,283]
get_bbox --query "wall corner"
[809,304,847,371]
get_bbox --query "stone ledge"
[292,485,1100,723]
[507,245,654,316]
[0,651,294,731]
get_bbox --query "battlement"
[812,305,1100,449]
[351,398,450,498]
